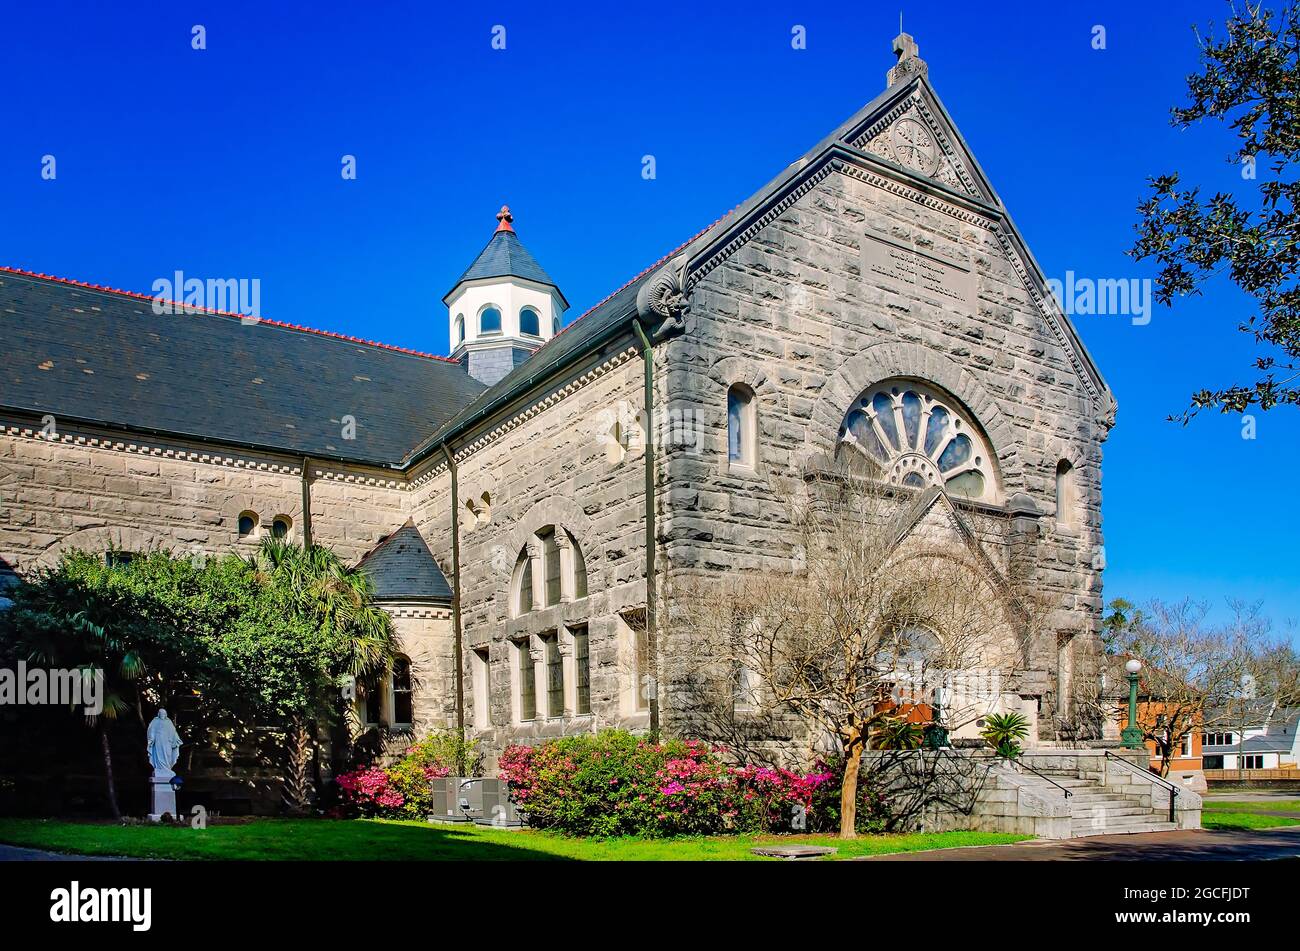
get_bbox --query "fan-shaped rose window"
[838,382,998,502]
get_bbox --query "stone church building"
[0,37,1114,770]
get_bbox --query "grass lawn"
[1200,811,1300,831]
[1203,798,1300,813]
[0,817,1029,861]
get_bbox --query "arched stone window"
[838,381,999,503]
[480,305,502,335]
[511,525,588,616]
[238,512,258,538]
[271,516,292,540]
[1056,459,1077,529]
[727,383,756,468]
[519,306,541,337]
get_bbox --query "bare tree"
[662,465,1043,838]
[1102,599,1259,776]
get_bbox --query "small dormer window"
[553,315,562,335]
[520,307,540,337]
[454,314,464,346]
[481,307,502,335]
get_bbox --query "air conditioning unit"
[428,777,469,823]
[474,778,523,828]
[456,777,485,821]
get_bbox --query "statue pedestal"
[148,771,177,822]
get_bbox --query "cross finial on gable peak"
[887,31,928,88]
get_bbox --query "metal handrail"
[1104,750,1178,823]
[1001,752,1073,798]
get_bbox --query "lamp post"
[1121,658,1144,750]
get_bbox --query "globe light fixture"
[1121,658,1145,749]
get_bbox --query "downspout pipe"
[300,457,314,547]
[440,444,467,765]
[632,319,659,736]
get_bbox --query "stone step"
[1072,813,1172,830]
[1070,805,1152,819]
[1061,793,1144,803]
[1071,821,1178,837]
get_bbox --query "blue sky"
[1,1,1295,633]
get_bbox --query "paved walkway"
[859,826,1300,861]
[0,844,123,861]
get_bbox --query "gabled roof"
[356,520,451,603]
[444,229,567,307]
[0,268,487,466]
[416,65,1115,464]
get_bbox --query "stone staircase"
[1010,770,1178,838]
[871,748,1200,840]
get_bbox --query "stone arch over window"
[238,511,259,539]
[811,341,1024,493]
[510,525,588,617]
[709,356,768,472]
[509,497,593,554]
[34,526,170,570]
[837,379,1001,503]
[221,494,303,546]
[727,383,757,468]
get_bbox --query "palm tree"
[5,572,145,820]
[245,539,398,813]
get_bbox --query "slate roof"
[445,229,567,307]
[0,268,487,467]
[356,520,451,602]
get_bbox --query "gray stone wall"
[0,415,409,573]
[465,344,536,387]
[408,344,654,767]
[659,166,1109,740]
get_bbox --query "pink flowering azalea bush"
[334,730,477,820]
[498,730,831,837]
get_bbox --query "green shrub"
[335,729,478,820]
[981,712,1030,758]
[498,730,831,837]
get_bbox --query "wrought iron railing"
[1001,752,1073,798]
[1104,750,1178,823]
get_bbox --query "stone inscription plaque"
[862,232,974,308]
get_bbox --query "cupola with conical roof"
[445,206,568,386]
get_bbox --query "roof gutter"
[0,403,406,472]
[300,456,314,547]
[632,318,660,737]
[440,442,466,765]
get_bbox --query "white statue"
[146,708,182,777]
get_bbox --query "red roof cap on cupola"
[494,205,515,234]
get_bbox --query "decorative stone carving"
[635,254,690,340]
[890,117,938,175]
